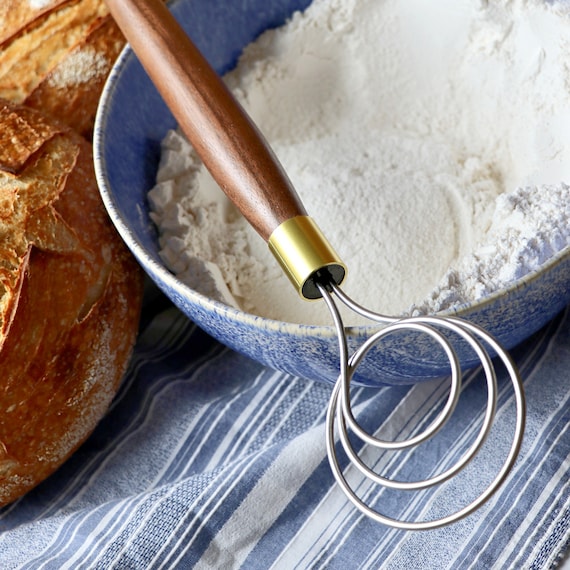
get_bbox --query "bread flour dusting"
[47,47,110,88]
[148,0,570,325]
[28,0,54,8]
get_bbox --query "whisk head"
[317,280,526,530]
[265,214,525,528]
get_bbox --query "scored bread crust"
[0,0,70,45]
[0,100,143,506]
[0,0,125,138]
[25,15,125,138]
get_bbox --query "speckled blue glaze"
[94,0,570,386]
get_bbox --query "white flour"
[148,0,570,325]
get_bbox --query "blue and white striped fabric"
[0,285,569,569]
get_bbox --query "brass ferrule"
[268,216,346,300]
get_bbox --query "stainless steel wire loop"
[317,281,526,531]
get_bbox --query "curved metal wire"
[317,280,526,531]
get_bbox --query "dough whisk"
[105,0,526,530]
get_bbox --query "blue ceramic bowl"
[94,0,570,386]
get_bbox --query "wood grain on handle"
[104,0,307,241]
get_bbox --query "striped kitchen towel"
[0,285,568,569]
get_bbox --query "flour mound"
[149,0,570,325]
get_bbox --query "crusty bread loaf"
[0,0,126,138]
[0,100,143,506]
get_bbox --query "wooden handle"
[105,0,307,241]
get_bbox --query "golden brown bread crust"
[0,0,126,138]
[0,100,143,506]
[0,103,79,349]
[25,15,126,138]
[0,102,62,174]
[0,1,71,45]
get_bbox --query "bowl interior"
[95,0,570,386]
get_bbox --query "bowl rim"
[94,39,570,342]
